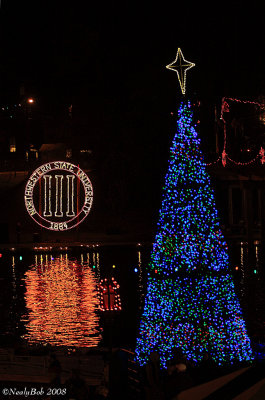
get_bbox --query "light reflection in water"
[137,250,145,309]
[255,243,261,279]
[11,256,16,291]
[96,252,100,277]
[240,242,247,299]
[21,255,101,347]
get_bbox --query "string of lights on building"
[207,97,265,167]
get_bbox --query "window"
[29,147,38,159]
[9,137,16,152]
[66,149,72,158]
[80,149,92,154]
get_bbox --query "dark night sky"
[1,2,265,100]
[1,1,265,229]
[1,2,264,99]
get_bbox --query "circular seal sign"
[24,161,93,231]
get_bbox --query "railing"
[120,348,143,399]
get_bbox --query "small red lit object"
[0,254,2,258]
[155,269,158,274]
[27,98,34,104]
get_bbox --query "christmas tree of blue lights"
[135,101,253,368]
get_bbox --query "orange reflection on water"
[22,256,101,347]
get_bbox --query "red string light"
[224,97,265,109]
[206,157,221,166]
[227,154,260,166]
[207,97,265,167]
[259,147,265,164]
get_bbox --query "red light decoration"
[207,97,265,167]
[222,150,227,167]
[259,147,265,164]
[98,277,122,311]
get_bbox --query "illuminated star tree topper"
[166,48,195,95]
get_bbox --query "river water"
[0,243,264,352]
[0,245,149,350]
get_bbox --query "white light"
[166,48,195,95]
[55,175,63,217]
[43,175,52,217]
[24,161,93,231]
[66,175,75,217]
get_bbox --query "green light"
[135,101,253,368]
[254,269,257,274]
[19,256,22,261]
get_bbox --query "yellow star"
[166,48,195,95]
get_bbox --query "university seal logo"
[24,161,93,230]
